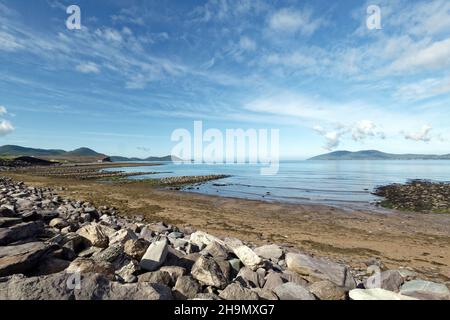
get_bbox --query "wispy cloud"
[76,62,100,74]
[268,7,325,36]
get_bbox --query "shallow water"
[106,160,450,207]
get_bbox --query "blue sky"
[0,0,449,159]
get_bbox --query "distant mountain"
[0,145,183,163]
[64,147,105,157]
[109,155,183,162]
[0,145,105,160]
[309,150,450,160]
[0,145,66,157]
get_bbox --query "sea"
[104,160,450,209]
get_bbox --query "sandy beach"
[3,163,450,284]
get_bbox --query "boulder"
[219,283,259,300]
[0,217,22,228]
[0,206,16,217]
[252,288,279,300]
[365,270,404,292]
[140,238,168,271]
[263,272,285,291]
[349,288,418,300]
[76,223,109,248]
[109,229,137,245]
[138,270,172,286]
[164,248,198,270]
[280,270,308,286]
[116,260,139,283]
[232,245,262,270]
[236,267,260,288]
[92,243,124,263]
[106,282,173,300]
[173,275,201,300]
[66,258,115,280]
[124,238,149,260]
[254,244,283,261]
[31,257,71,276]
[15,199,34,212]
[0,272,73,300]
[273,282,316,300]
[201,241,229,259]
[0,241,51,277]
[400,280,450,300]
[286,252,355,289]
[308,280,347,300]
[0,221,44,245]
[191,255,228,289]
[160,266,186,284]
[49,218,69,229]
[190,231,221,249]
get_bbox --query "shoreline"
[2,167,450,284]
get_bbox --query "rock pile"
[0,177,449,300]
[374,180,450,213]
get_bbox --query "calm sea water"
[107,161,450,208]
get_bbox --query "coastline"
[2,166,450,284]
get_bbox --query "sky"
[0,0,449,159]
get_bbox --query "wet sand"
[3,167,450,283]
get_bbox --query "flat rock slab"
[0,272,173,300]
[0,241,50,277]
[286,252,356,289]
[0,217,23,228]
[140,238,168,271]
[400,280,450,300]
[273,282,316,300]
[254,244,283,261]
[350,288,418,300]
[219,283,259,300]
[0,221,44,245]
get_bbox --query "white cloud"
[395,76,450,101]
[265,51,318,68]
[389,38,450,72]
[403,125,433,142]
[75,62,101,74]
[268,8,323,36]
[0,106,7,115]
[313,125,346,150]
[313,120,386,150]
[352,120,385,141]
[0,120,14,136]
[0,31,23,51]
[239,36,256,51]
[95,28,123,43]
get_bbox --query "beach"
[3,162,450,284]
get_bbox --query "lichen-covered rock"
[76,223,109,248]
[191,255,228,289]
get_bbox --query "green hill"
[0,145,66,157]
[309,150,450,160]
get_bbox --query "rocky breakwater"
[374,180,450,213]
[0,176,449,300]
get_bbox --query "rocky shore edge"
[1,177,449,300]
[374,180,450,213]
